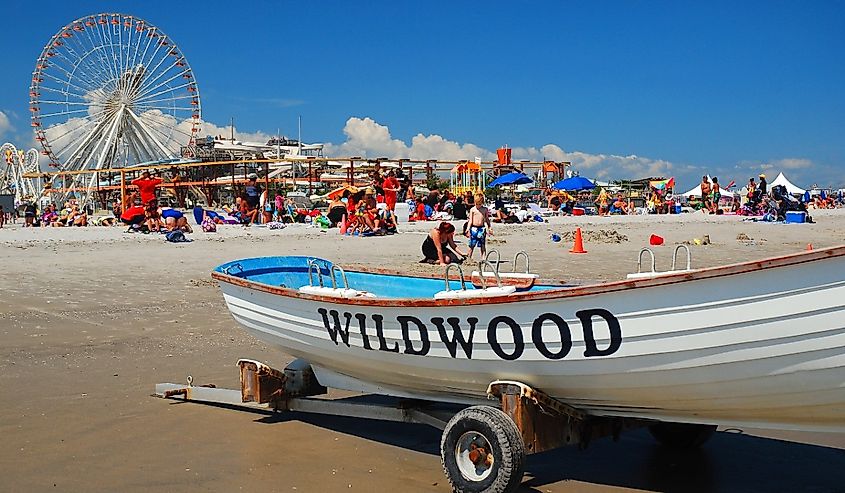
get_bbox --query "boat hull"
[215,248,845,433]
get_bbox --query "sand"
[1,210,844,492]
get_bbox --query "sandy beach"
[2,211,844,492]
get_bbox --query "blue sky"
[2,0,843,189]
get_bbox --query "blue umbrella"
[553,176,596,191]
[487,171,532,187]
[803,191,811,203]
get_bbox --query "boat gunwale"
[211,245,845,307]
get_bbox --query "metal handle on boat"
[478,260,503,289]
[223,263,243,276]
[671,244,692,271]
[330,265,350,290]
[443,264,466,292]
[307,260,324,288]
[484,249,501,273]
[512,251,530,273]
[637,248,656,274]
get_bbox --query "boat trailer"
[155,359,714,493]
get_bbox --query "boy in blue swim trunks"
[467,192,492,262]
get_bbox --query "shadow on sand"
[254,403,844,493]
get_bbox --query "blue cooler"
[785,211,806,224]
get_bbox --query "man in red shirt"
[132,170,163,205]
[382,170,400,211]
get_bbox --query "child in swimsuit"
[467,193,491,262]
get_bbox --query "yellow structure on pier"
[449,159,485,196]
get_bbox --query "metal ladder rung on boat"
[299,260,375,298]
[626,245,693,279]
[434,262,516,300]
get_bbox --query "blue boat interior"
[215,256,563,298]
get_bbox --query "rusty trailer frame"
[154,358,652,492]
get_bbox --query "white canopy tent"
[681,183,737,197]
[769,172,806,195]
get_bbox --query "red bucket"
[649,234,664,246]
[572,207,585,216]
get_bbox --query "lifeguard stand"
[450,159,485,196]
[494,146,513,176]
[543,161,563,186]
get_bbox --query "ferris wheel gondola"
[30,13,201,205]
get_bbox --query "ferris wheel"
[0,143,41,203]
[30,13,201,203]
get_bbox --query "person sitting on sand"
[144,200,164,232]
[68,205,88,227]
[411,197,427,221]
[38,204,57,227]
[421,221,466,265]
[467,193,491,261]
[243,173,262,226]
[610,193,627,214]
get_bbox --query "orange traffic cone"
[569,228,587,254]
[807,243,813,251]
[339,214,348,235]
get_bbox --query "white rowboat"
[212,246,845,434]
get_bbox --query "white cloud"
[770,158,812,170]
[22,113,843,188]
[0,111,12,138]
[324,117,675,180]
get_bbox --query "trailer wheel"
[440,406,525,493]
[649,422,717,449]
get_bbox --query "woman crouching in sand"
[421,222,466,265]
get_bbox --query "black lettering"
[318,308,352,347]
[488,316,524,361]
[398,316,430,356]
[432,317,478,359]
[531,313,572,359]
[373,314,399,352]
[354,313,374,350]
[577,308,622,357]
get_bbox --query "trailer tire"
[649,422,716,449]
[440,405,525,493]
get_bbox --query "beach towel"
[165,230,192,243]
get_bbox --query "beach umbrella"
[803,191,811,203]
[553,176,596,191]
[487,171,532,187]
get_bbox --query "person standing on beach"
[710,177,721,214]
[467,192,491,262]
[132,170,162,206]
[382,170,400,212]
[700,176,712,212]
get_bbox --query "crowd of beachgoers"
[3,168,842,256]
